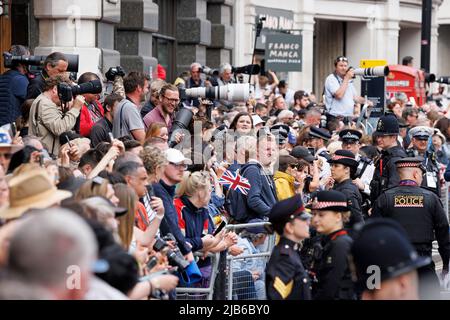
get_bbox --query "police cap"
[350,219,431,289]
[308,126,331,141]
[395,157,426,173]
[268,194,311,235]
[339,129,362,143]
[328,149,358,168]
[409,126,432,141]
[309,190,349,212]
[270,124,290,145]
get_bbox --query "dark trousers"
[417,261,441,300]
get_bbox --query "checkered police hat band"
[312,201,348,210]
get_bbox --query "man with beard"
[113,72,148,143]
[143,83,179,132]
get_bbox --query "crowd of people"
[0,44,450,300]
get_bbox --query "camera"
[3,52,79,72]
[183,83,251,102]
[436,76,449,85]
[232,64,261,75]
[424,73,436,83]
[57,79,103,103]
[350,66,390,77]
[105,66,126,82]
[200,66,219,77]
[153,233,190,270]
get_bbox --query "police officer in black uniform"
[309,190,355,300]
[370,114,407,203]
[266,195,312,300]
[328,149,364,228]
[406,126,441,196]
[350,219,431,300]
[371,157,450,299]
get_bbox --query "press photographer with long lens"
[28,75,85,157]
[75,72,105,137]
[26,52,69,99]
[0,45,30,127]
[324,56,372,126]
[186,62,205,107]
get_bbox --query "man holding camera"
[186,62,205,108]
[0,45,30,126]
[324,56,369,125]
[28,75,84,157]
[26,52,69,100]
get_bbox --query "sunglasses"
[169,162,188,170]
[336,56,348,63]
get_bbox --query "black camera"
[232,64,261,75]
[105,66,126,82]
[3,52,79,72]
[437,76,450,85]
[153,233,190,270]
[57,79,103,103]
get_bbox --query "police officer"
[369,114,407,203]
[266,194,312,300]
[328,150,364,228]
[350,219,431,300]
[307,126,332,181]
[406,126,441,196]
[371,157,450,299]
[339,129,375,196]
[310,190,355,300]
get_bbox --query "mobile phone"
[213,220,227,236]
[10,122,17,137]
[108,132,114,143]
[65,135,72,147]
[146,256,158,270]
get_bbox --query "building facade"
[0,0,235,82]
[234,0,447,95]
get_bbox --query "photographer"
[112,72,148,144]
[76,72,104,137]
[324,56,370,124]
[26,52,69,99]
[28,75,84,157]
[186,62,206,107]
[143,84,178,132]
[0,45,30,126]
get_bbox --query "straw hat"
[0,169,72,220]
[0,128,23,154]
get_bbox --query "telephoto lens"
[352,66,389,77]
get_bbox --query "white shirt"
[324,73,357,117]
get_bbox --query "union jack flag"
[219,170,251,195]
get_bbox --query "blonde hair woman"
[175,171,237,287]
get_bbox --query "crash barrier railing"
[175,251,220,300]
[222,221,275,300]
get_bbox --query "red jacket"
[79,100,104,137]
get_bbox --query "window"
[152,0,177,82]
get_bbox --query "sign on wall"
[255,6,295,50]
[265,33,302,72]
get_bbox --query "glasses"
[164,96,180,104]
[169,162,188,170]
[0,153,12,160]
[336,56,348,63]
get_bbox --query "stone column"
[115,0,158,77]
[176,0,211,75]
[374,0,400,64]
[206,0,234,67]
[294,0,315,93]
[33,0,121,76]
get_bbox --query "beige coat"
[29,93,80,156]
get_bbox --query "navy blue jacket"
[174,195,214,252]
[153,180,192,255]
[0,69,29,126]
[241,162,278,219]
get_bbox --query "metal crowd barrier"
[175,251,220,300]
[223,222,275,300]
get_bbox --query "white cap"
[252,115,265,126]
[165,148,192,165]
